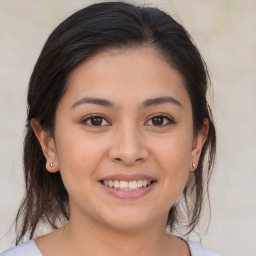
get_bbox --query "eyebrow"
[143,96,182,108]
[71,96,182,109]
[72,97,115,109]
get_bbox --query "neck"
[60,212,174,256]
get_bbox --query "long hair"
[16,1,216,244]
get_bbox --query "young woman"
[1,2,223,255]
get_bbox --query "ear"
[190,118,209,172]
[30,118,59,173]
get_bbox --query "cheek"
[154,131,192,171]
[152,132,192,198]
[55,134,103,191]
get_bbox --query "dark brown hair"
[15,1,216,244]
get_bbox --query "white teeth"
[108,180,114,187]
[142,180,147,187]
[102,179,153,190]
[128,181,137,190]
[114,180,119,188]
[120,181,128,189]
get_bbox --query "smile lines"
[101,180,154,191]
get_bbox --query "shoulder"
[0,240,42,256]
[186,240,224,256]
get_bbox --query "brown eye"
[146,115,174,127]
[82,115,110,127]
[91,117,103,126]
[152,116,164,125]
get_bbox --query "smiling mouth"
[100,180,156,191]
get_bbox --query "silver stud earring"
[49,163,53,167]
[192,162,196,169]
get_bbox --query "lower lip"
[99,182,156,199]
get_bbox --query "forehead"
[62,46,191,109]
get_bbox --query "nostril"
[114,157,145,165]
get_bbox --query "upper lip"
[100,173,156,182]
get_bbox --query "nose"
[108,123,149,166]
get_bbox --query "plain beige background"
[0,0,256,255]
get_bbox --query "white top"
[0,239,224,256]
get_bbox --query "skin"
[32,46,209,256]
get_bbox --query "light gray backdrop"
[0,0,256,255]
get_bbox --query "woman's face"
[43,47,207,230]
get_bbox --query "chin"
[98,207,157,231]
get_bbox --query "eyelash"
[81,114,175,128]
